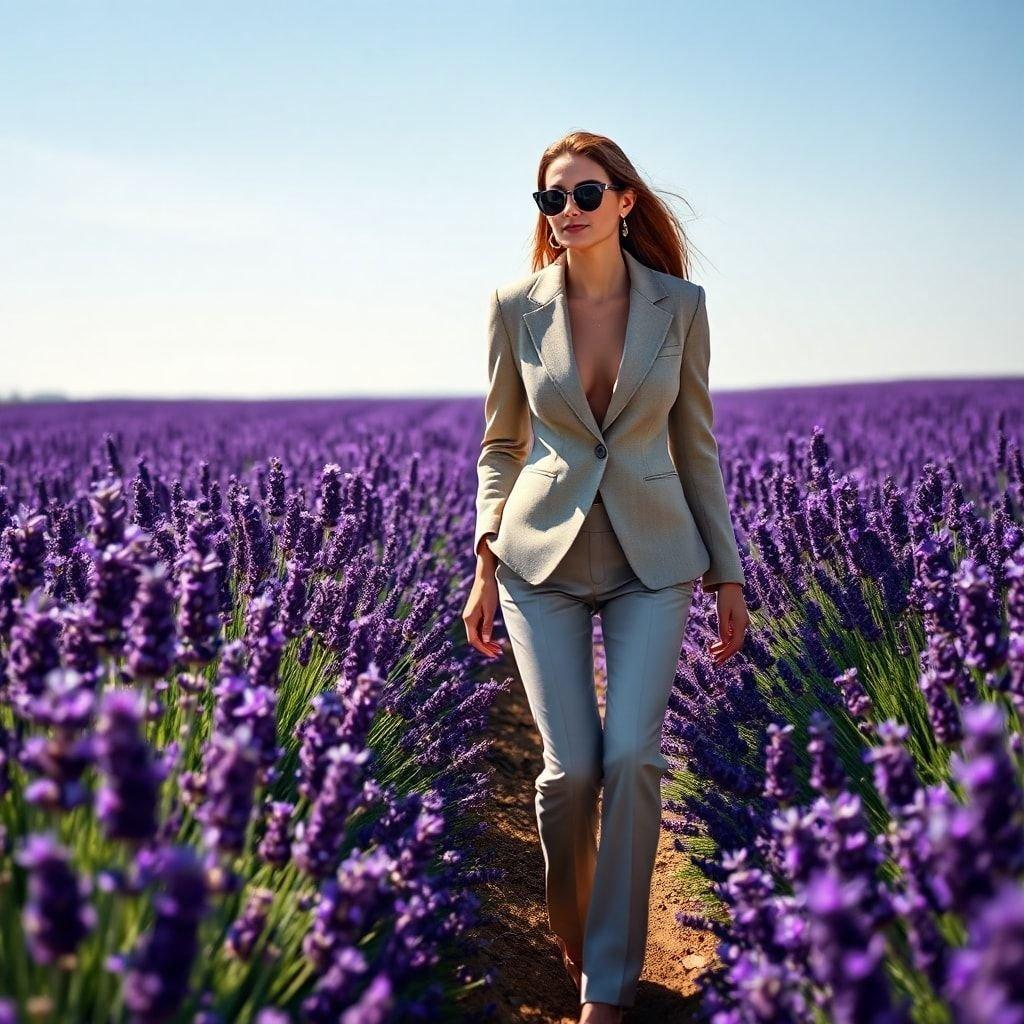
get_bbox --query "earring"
[549,231,561,248]
[620,217,629,238]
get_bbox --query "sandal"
[555,935,583,992]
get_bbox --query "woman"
[463,131,749,1023]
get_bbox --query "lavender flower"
[940,703,1024,909]
[863,719,921,813]
[124,562,177,682]
[257,801,294,867]
[806,710,846,796]
[115,846,208,1022]
[195,726,260,858]
[317,463,343,530]
[762,722,797,805]
[60,602,103,686]
[804,870,907,1024]
[4,512,48,591]
[175,518,224,667]
[86,526,151,655]
[226,887,274,961]
[6,590,63,717]
[293,744,372,878]
[834,666,874,731]
[945,879,1024,1023]
[339,973,393,1024]
[302,845,394,972]
[244,587,286,690]
[265,456,286,518]
[955,558,1009,679]
[917,644,964,746]
[280,559,311,639]
[16,833,96,965]
[94,689,164,843]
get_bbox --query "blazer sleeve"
[667,284,745,593]
[473,289,531,558]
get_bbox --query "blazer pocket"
[656,342,682,358]
[522,465,558,479]
[643,470,678,481]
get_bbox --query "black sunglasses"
[533,181,624,216]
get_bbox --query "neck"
[563,244,630,302]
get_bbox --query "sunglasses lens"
[537,190,566,215]
[575,184,604,211]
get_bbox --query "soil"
[460,643,720,1023]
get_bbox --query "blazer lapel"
[522,249,674,442]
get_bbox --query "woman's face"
[542,153,635,253]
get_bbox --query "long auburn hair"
[529,130,697,280]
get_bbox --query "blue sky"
[1,1,1021,399]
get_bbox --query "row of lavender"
[658,380,1024,1023]
[0,399,505,1023]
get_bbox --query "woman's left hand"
[709,582,749,665]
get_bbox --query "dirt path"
[461,644,719,1023]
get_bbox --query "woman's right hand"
[463,537,503,658]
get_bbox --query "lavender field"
[0,397,504,1023]
[0,377,1022,1023]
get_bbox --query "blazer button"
[594,443,607,459]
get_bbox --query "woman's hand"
[708,582,749,665]
[463,539,503,658]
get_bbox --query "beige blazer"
[473,248,745,593]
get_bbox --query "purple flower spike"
[917,648,964,747]
[340,973,393,1024]
[935,701,1024,912]
[293,744,372,879]
[117,845,208,1022]
[257,801,294,867]
[955,559,1009,679]
[87,475,127,549]
[945,879,1024,1024]
[265,456,286,518]
[280,559,312,639]
[245,588,286,690]
[804,869,907,1024]
[175,518,224,667]
[24,666,95,731]
[86,526,151,657]
[226,887,274,961]
[763,722,797,805]
[94,689,163,843]
[834,667,874,730]
[59,602,104,687]
[302,845,394,971]
[16,833,96,965]
[195,726,260,858]
[317,463,343,530]
[7,590,63,718]
[124,562,178,682]
[19,722,94,813]
[233,684,281,784]
[5,512,48,590]
[807,710,847,796]
[863,719,921,813]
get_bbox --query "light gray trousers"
[494,494,695,1008]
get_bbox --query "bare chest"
[567,293,630,427]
